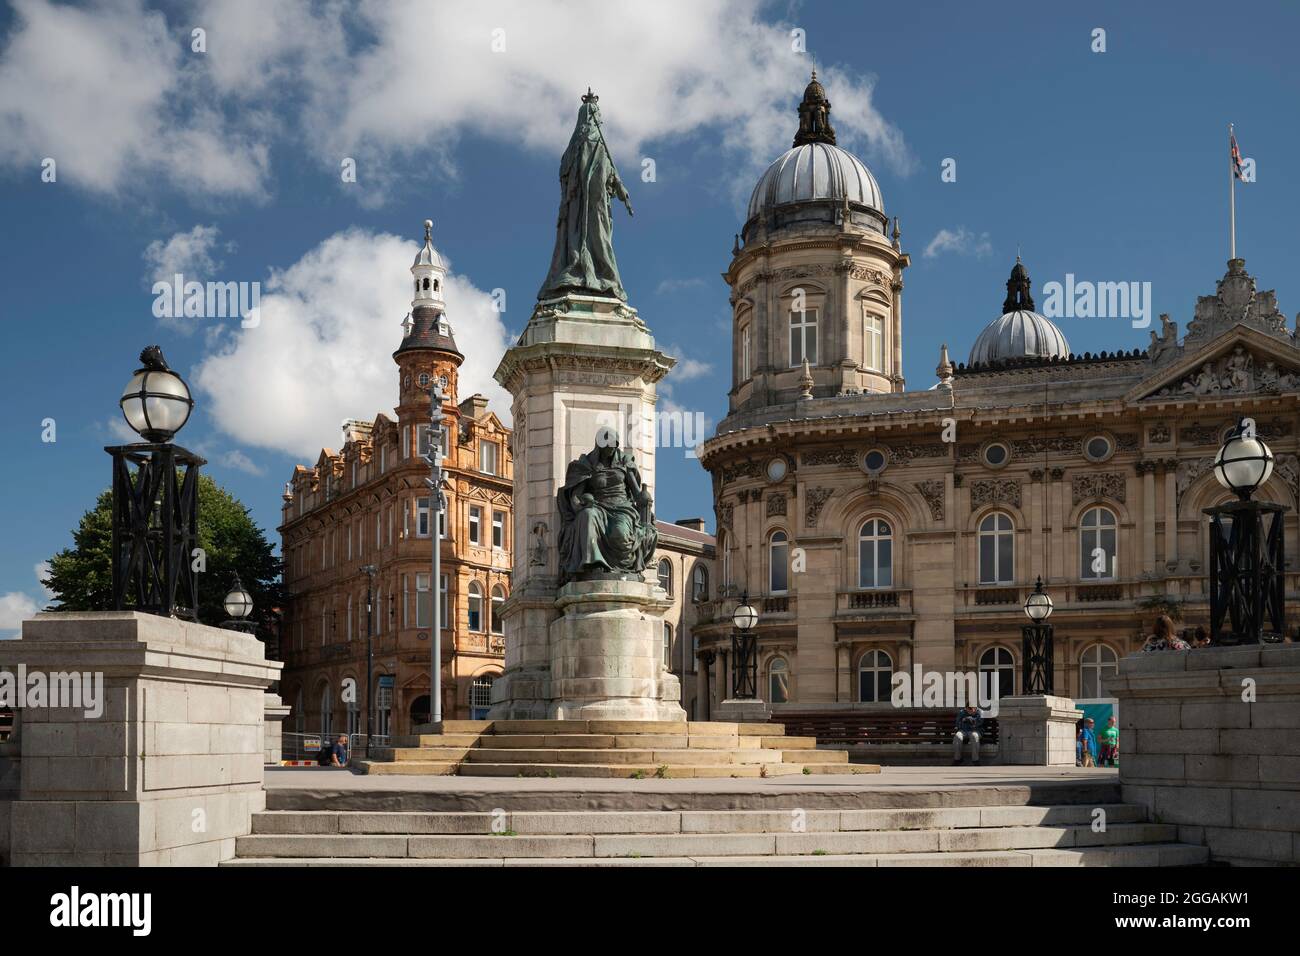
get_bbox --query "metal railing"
[279,732,393,763]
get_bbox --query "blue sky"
[2,0,1299,629]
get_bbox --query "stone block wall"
[1108,643,1300,866]
[0,612,280,865]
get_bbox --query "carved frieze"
[969,479,1020,511]
[1175,458,1214,511]
[1115,433,1140,452]
[805,487,834,527]
[1012,435,1080,456]
[1072,472,1127,505]
[719,502,734,530]
[803,447,858,467]
[766,493,787,517]
[1148,424,1171,443]
[914,480,945,522]
[885,443,949,464]
[722,460,764,483]
[1154,345,1300,399]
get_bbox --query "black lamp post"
[220,574,255,633]
[1021,576,1055,695]
[108,346,206,619]
[730,594,759,699]
[1205,418,1286,645]
[361,563,377,756]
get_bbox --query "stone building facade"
[653,518,716,720]
[695,76,1300,714]
[278,222,513,738]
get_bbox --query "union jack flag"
[1231,132,1248,182]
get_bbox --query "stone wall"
[1108,643,1300,866]
[0,612,280,866]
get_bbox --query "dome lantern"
[793,70,836,147]
[968,258,1071,367]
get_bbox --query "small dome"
[969,310,1071,365]
[747,141,884,223]
[413,219,445,270]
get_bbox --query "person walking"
[1098,716,1119,767]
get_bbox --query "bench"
[773,710,1000,764]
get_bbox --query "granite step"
[455,762,812,779]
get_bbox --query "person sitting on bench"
[953,705,983,765]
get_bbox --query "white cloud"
[924,228,993,260]
[662,345,714,383]
[34,562,52,600]
[192,228,512,460]
[0,0,269,197]
[655,278,708,296]
[218,449,264,476]
[0,1,910,204]
[102,415,138,443]
[0,591,38,636]
[143,224,224,286]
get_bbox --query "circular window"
[1085,435,1113,462]
[862,449,888,474]
[983,443,1010,468]
[766,457,788,482]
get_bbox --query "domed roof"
[969,310,1070,365]
[967,258,1070,365]
[745,73,884,224]
[747,141,884,222]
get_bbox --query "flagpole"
[1229,123,1236,260]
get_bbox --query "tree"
[42,475,283,639]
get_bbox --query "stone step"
[389,734,483,748]
[462,747,790,766]
[456,762,811,779]
[353,760,462,776]
[224,843,1209,867]
[249,804,1150,836]
[784,749,848,764]
[233,825,1186,860]
[373,746,473,762]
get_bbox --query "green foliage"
[43,475,283,638]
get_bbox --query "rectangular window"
[346,596,352,641]
[440,574,449,630]
[481,441,498,475]
[790,308,818,367]
[351,460,357,488]
[402,574,409,627]
[321,610,327,646]
[417,497,431,537]
[492,510,505,549]
[416,573,431,628]
[401,425,410,460]
[864,311,883,371]
[375,513,381,550]
[380,444,386,473]
[346,525,353,561]
[469,506,482,545]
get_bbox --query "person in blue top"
[1076,718,1098,767]
[953,705,983,765]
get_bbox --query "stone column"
[996,694,1082,766]
[1163,462,1179,575]
[263,693,290,764]
[1140,462,1156,575]
[0,612,281,865]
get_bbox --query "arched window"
[720,532,731,589]
[1079,643,1119,698]
[422,276,430,291]
[769,530,789,593]
[858,518,893,589]
[978,512,1014,585]
[410,694,430,728]
[979,646,1016,699]
[319,683,333,737]
[490,585,505,634]
[470,674,495,720]
[858,649,893,703]
[467,582,483,632]
[692,564,709,602]
[657,558,673,596]
[768,657,790,704]
[1080,506,1118,580]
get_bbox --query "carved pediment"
[1131,324,1300,404]
[1184,260,1291,348]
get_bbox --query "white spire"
[411,218,446,312]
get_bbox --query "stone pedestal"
[1108,644,1300,866]
[263,693,290,764]
[0,611,280,865]
[490,293,675,719]
[715,698,771,722]
[548,579,684,721]
[996,695,1081,766]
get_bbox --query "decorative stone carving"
[1183,258,1290,348]
[805,487,834,527]
[1115,433,1140,452]
[1180,422,1226,445]
[722,460,763,483]
[556,434,657,582]
[766,493,787,517]
[1049,467,1065,481]
[1072,472,1127,505]
[969,479,1020,511]
[886,442,949,464]
[1258,417,1293,440]
[1175,457,1215,511]
[1029,468,1045,482]
[914,480,944,521]
[1147,313,1179,364]
[1148,424,1171,443]
[803,447,858,467]
[1274,453,1299,504]
[957,444,981,463]
[1155,346,1300,399]
[1012,436,1080,456]
[719,501,734,530]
